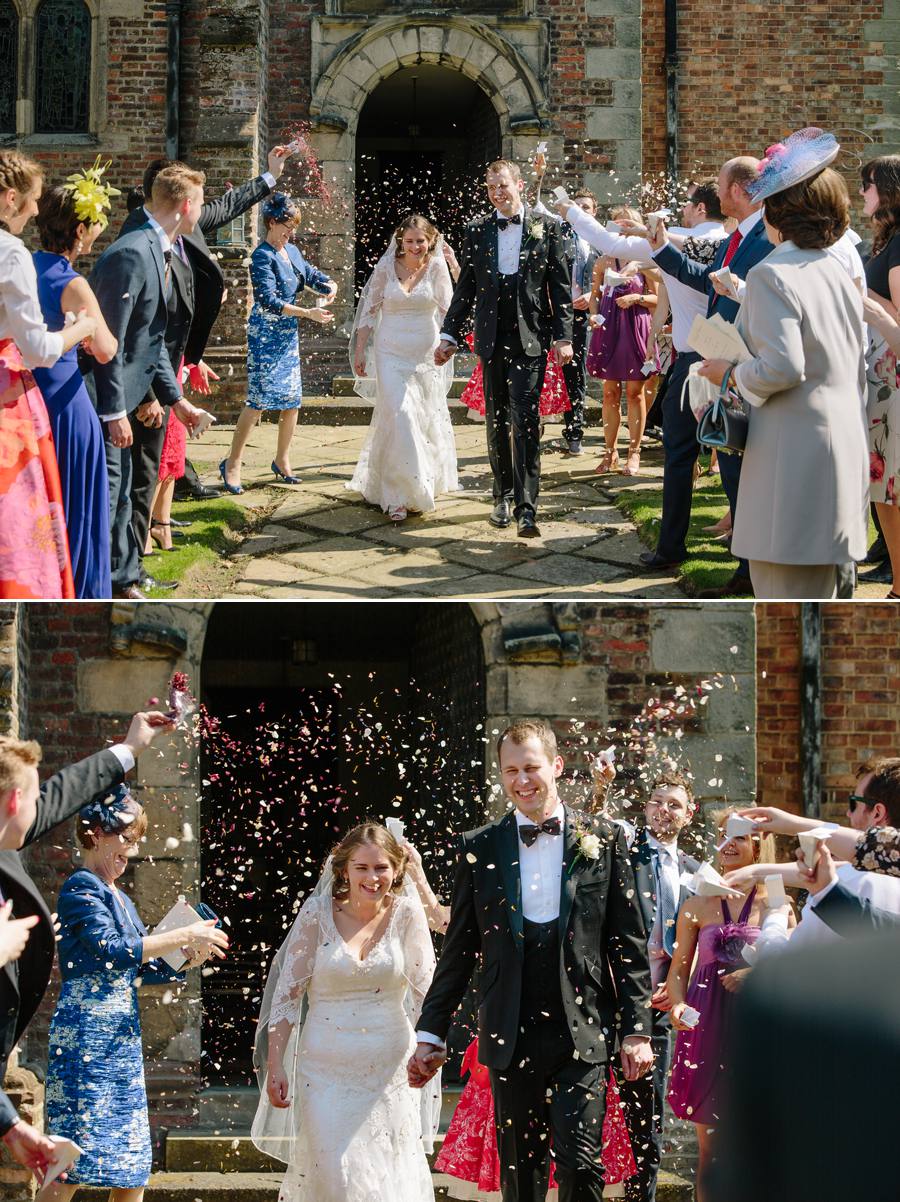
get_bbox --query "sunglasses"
[847,793,872,813]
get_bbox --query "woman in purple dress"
[665,812,787,1202]
[32,169,118,598]
[586,206,659,476]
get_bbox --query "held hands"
[122,709,177,757]
[619,1035,654,1081]
[0,902,38,969]
[267,1062,291,1108]
[553,341,574,367]
[1,1119,56,1183]
[136,399,165,429]
[434,340,456,367]
[407,1042,447,1089]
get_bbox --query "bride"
[251,822,440,1201]
[348,214,460,522]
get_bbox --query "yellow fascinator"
[63,155,122,231]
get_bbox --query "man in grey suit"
[87,164,206,598]
[0,709,175,1181]
[612,770,700,1202]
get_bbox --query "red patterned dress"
[459,334,570,418]
[433,1038,636,1200]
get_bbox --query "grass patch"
[141,498,256,596]
[615,474,749,596]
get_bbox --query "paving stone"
[507,553,628,587]
[239,525,317,556]
[297,505,388,535]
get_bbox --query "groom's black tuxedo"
[419,807,652,1202]
[441,206,573,521]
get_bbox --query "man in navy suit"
[642,157,772,596]
[87,164,206,597]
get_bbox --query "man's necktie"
[519,816,562,846]
[722,228,743,267]
[653,847,677,956]
[163,247,172,289]
[497,213,522,230]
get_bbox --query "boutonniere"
[528,220,545,240]
[569,815,601,873]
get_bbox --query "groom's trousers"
[490,1021,608,1202]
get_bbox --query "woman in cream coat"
[700,135,867,599]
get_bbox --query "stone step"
[76,1173,282,1201]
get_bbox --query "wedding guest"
[86,165,205,598]
[348,214,458,521]
[252,822,438,1201]
[646,157,772,595]
[798,843,900,934]
[0,710,174,1183]
[221,193,335,494]
[32,171,118,599]
[666,811,785,1202]
[0,151,96,599]
[40,787,229,1202]
[586,207,659,476]
[858,155,900,595]
[698,132,868,599]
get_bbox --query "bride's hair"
[392,213,439,259]
[329,822,409,897]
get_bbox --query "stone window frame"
[0,0,117,147]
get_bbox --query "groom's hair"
[0,736,41,798]
[485,159,521,183]
[496,719,558,763]
[650,770,695,805]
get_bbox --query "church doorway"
[354,64,502,294]
[199,602,486,1086]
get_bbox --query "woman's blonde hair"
[0,151,43,231]
[610,204,643,226]
[329,822,408,898]
[710,806,776,865]
[393,213,439,259]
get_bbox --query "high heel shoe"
[149,521,175,552]
[272,461,300,484]
[219,459,243,495]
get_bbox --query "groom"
[435,161,574,538]
[409,720,653,1202]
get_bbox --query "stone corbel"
[499,604,582,664]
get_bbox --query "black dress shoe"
[139,572,178,592]
[858,559,893,585]
[489,500,512,529]
[864,536,888,565]
[174,482,222,501]
[113,584,147,600]
[517,515,541,538]
[638,550,685,570]
[169,517,192,528]
[696,572,754,599]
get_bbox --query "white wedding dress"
[348,249,459,513]
[252,892,436,1202]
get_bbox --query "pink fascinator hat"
[746,127,840,203]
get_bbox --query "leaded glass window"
[0,2,17,132]
[35,0,91,133]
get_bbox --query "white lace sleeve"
[397,893,436,1024]
[431,251,454,324]
[268,896,321,1028]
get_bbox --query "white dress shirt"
[788,862,900,951]
[0,228,64,369]
[564,204,725,352]
[141,208,172,256]
[496,205,525,276]
[110,744,136,773]
[516,802,565,922]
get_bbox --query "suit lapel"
[143,225,167,296]
[496,812,524,955]
[558,805,579,937]
[728,219,764,275]
[484,216,498,289]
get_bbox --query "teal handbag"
[696,366,748,454]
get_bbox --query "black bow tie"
[496,213,522,230]
[519,816,562,846]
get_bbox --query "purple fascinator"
[746,127,840,203]
[262,191,300,224]
[79,783,138,835]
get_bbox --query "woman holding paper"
[41,787,229,1202]
[665,811,784,1202]
[586,208,659,476]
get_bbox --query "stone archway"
[304,15,550,311]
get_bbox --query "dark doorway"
[199,602,486,1086]
[355,64,502,294]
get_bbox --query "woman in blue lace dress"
[221,193,335,492]
[41,787,229,1202]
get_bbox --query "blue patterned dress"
[45,869,184,1186]
[246,241,332,410]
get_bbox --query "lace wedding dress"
[348,247,459,514]
[252,891,437,1202]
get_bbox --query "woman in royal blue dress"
[221,193,336,492]
[41,786,230,1202]
[31,160,120,599]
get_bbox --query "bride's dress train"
[349,248,458,514]
[252,892,437,1202]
